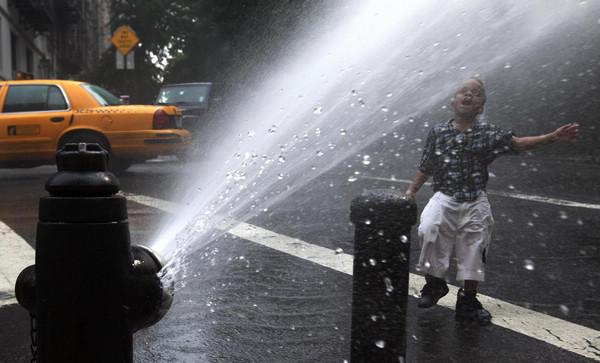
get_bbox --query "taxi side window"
[2,85,68,113]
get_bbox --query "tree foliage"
[81,0,325,104]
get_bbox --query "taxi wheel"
[58,133,131,173]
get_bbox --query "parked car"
[0,79,191,172]
[154,82,212,132]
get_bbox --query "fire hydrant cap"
[45,143,120,197]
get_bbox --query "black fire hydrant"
[14,143,172,363]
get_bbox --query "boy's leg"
[455,194,493,324]
[417,193,457,308]
[464,280,478,293]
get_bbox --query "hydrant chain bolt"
[15,143,172,363]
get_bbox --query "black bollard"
[349,189,417,363]
[15,143,172,363]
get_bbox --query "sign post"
[111,25,139,70]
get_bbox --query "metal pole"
[349,189,417,363]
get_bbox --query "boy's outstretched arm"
[405,170,429,200]
[512,123,579,151]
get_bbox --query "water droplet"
[523,259,535,271]
[560,305,570,316]
[364,219,372,225]
[314,106,323,114]
[339,128,347,135]
[369,258,377,266]
[503,63,512,69]
[348,175,357,182]
[400,235,408,243]
[375,340,386,349]
[335,248,344,254]
[278,155,286,163]
[269,125,277,134]
[362,155,372,165]
[381,106,389,112]
[386,92,392,98]
[384,277,394,293]
[316,150,324,156]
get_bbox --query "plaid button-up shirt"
[418,119,518,202]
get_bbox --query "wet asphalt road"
[1,146,598,362]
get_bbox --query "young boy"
[405,78,579,325]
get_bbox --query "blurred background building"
[0,0,111,80]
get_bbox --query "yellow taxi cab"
[0,79,191,172]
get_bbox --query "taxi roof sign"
[111,25,139,55]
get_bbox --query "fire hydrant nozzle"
[15,142,173,363]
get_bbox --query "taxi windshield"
[81,84,123,106]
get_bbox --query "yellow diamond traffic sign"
[111,25,139,55]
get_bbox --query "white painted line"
[120,192,180,213]
[217,219,354,275]
[358,175,600,210]
[122,192,600,360]
[0,221,35,307]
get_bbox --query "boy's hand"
[405,190,416,200]
[553,123,579,143]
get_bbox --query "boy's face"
[451,79,485,118]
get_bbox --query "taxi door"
[0,83,73,161]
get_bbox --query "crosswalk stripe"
[0,221,35,307]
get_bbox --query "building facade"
[0,0,111,81]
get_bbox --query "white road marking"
[120,192,180,213]
[0,222,35,307]
[2,191,598,360]
[359,176,600,210]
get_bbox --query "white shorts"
[417,192,493,282]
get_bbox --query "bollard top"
[45,143,120,197]
[350,189,417,227]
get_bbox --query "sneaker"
[418,274,449,308]
[455,288,492,325]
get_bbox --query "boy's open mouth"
[461,98,472,105]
